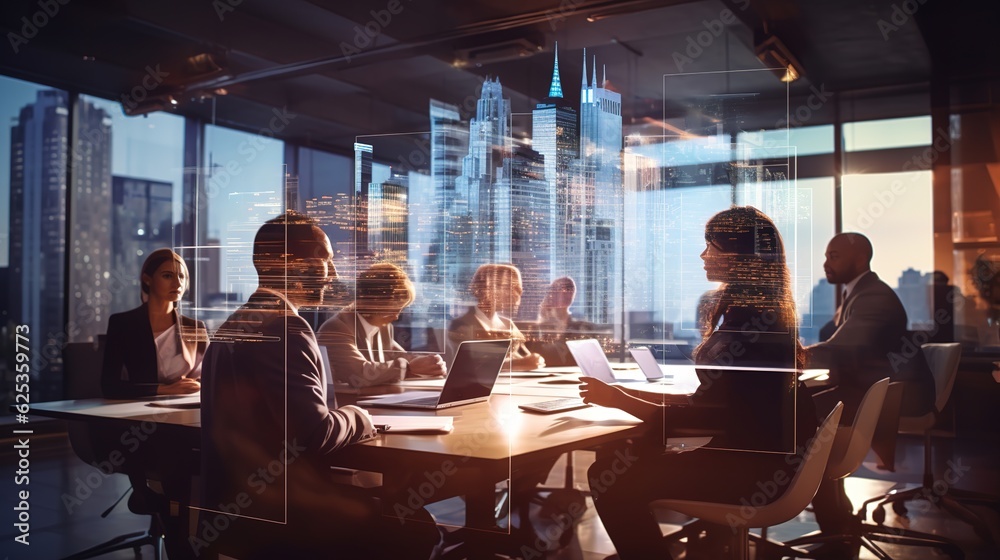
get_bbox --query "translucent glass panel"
[0,76,69,404]
[202,124,285,307]
[844,115,932,152]
[841,170,934,329]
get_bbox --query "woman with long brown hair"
[580,206,818,559]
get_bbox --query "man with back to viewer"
[199,211,440,559]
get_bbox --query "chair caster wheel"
[872,504,886,525]
[891,500,908,516]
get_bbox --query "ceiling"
[1,0,998,163]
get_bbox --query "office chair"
[651,403,844,560]
[866,343,999,547]
[62,341,165,560]
[774,379,964,558]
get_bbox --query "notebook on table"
[357,339,511,410]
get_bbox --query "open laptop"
[566,339,658,384]
[627,346,674,382]
[357,339,511,410]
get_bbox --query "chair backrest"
[64,339,106,399]
[920,343,961,413]
[755,402,843,526]
[62,340,107,465]
[870,381,904,471]
[826,378,889,479]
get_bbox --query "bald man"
[806,232,934,548]
[809,232,933,417]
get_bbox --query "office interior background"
[1,0,999,558]
[4,0,1000,405]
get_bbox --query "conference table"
[30,365,827,558]
[31,367,652,558]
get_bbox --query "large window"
[1,76,69,406]
[203,124,285,305]
[68,95,186,343]
[842,170,934,329]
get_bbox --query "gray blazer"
[317,310,409,388]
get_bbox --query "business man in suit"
[447,263,545,371]
[200,212,440,559]
[806,232,935,553]
[318,262,446,388]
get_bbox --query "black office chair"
[62,340,165,560]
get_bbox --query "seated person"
[100,248,207,516]
[580,206,819,560]
[447,263,545,372]
[200,213,439,559]
[102,248,206,399]
[524,276,601,366]
[318,262,446,388]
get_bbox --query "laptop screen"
[438,339,512,404]
[674,366,798,454]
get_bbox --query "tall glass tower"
[532,42,579,291]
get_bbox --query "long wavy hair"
[694,206,804,368]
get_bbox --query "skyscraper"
[353,142,373,256]
[368,173,409,266]
[561,51,624,325]
[429,99,471,302]
[8,90,69,400]
[458,77,514,269]
[532,42,579,290]
[110,175,174,315]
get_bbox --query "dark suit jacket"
[316,310,409,388]
[523,317,604,367]
[201,289,373,521]
[810,272,934,418]
[681,309,817,453]
[100,304,207,399]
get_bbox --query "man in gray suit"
[806,232,934,552]
[318,263,446,388]
[200,213,439,559]
[809,232,934,418]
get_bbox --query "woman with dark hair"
[100,248,208,515]
[580,206,818,559]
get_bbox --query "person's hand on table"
[511,353,546,371]
[407,354,447,377]
[158,377,201,395]
[579,376,624,408]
